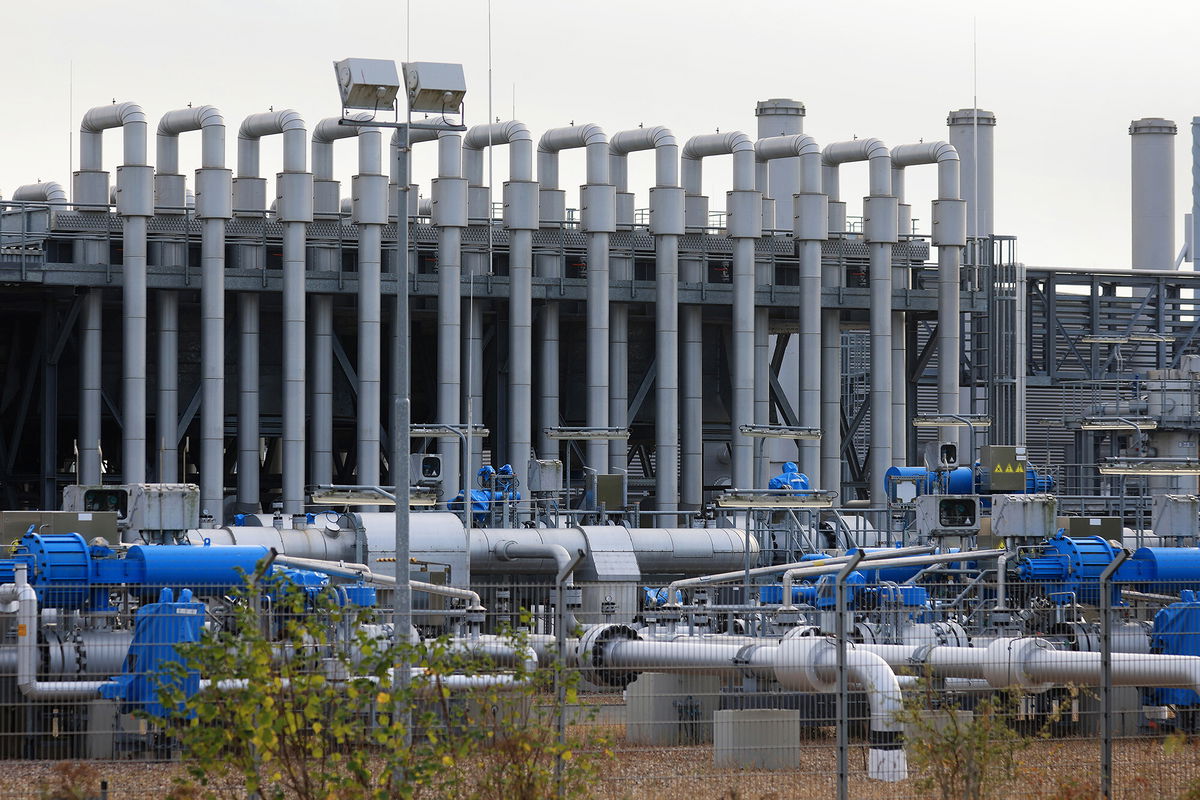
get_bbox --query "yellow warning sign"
[16,624,25,638]
[994,465,1003,473]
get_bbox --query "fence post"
[835,550,865,800]
[1099,548,1128,800]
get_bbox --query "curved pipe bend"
[754,133,821,161]
[610,125,677,155]
[158,105,223,136]
[538,123,607,153]
[682,131,753,159]
[81,101,145,132]
[890,140,958,167]
[239,109,305,139]
[465,120,533,150]
[12,182,68,204]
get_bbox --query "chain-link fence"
[2,549,1200,799]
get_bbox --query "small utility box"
[991,494,1058,543]
[1152,494,1200,545]
[982,445,1028,492]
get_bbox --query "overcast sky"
[2,0,1197,270]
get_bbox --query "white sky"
[2,0,1198,270]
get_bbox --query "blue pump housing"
[1145,590,1200,706]
[100,587,205,717]
[1017,532,1118,606]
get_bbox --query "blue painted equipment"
[1017,531,1118,606]
[1145,590,1200,706]
[100,587,205,717]
[0,530,274,609]
[1122,548,1200,595]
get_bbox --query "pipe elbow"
[754,134,820,161]
[538,123,607,154]
[862,137,890,162]
[239,109,306,141]
[11,182,68,204]
[682,131,752,160]
[890,141,958,168]
[312,113,370,144]
[464,120,532,151]
[610,126,678,155]
[81,101,146,133]
[158,105,224,136]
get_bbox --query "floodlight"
[715,489,836,509]
[401,62,467,114]
[309,486,395,506]
[1098,458,1200,476]
[543,427,630,440]
[410,424,489,438]
[333,58,401,111]
[911,414,992,428]
[1080,416,1158,431]
[1080,335,1128,344]
[738,424,822,439]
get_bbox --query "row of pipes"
[15,100,998,517]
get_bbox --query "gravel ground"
[0,734,1195,799]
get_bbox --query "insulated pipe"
[610,126,682,511]
[662,544,936,605]
[14,566,114,699]
[682,132,759,487]
[81,102,151,484]
[822,139,894,502]
[496,540,583,632]
[270,553,484,610]
[1129,118,1178,270]
[238,110,311,515]
[755,134,824,483]
[11,182,68,204]
[310,115,384,492]
[890,142,965,446]
[156,106,230,512]
[156,295,178,481]
[779,548,1004,610]
[1193,118,1200,271]
[862,638,1200,699]
[680,251,704,509]
[599,633,906,781]
[432,132,468,498]
[538,124,614,469]
[464,121,535,471]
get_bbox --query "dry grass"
[0,734,1192,799]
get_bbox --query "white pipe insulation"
[682,132,760,488]
[861,638,1200,699]
[610,126,683,512]
[538,124,615,470]
[754,134,825,485]
[822,140,894,502]
[157,106,231,518]
[14,565,115,699]
[433,131,470,496]
[237,111,312,515]
[79,102,152,485]
[310,114,383,490]
[592,631,906,781]
[464,121,536,473]
[890,142,965,447]
[11,182,68,204]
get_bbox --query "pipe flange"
[575,624,639,688]
[983,637,1054,693]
